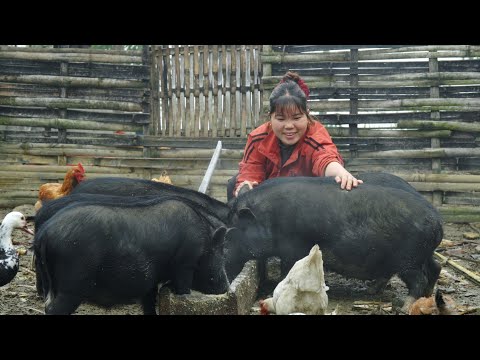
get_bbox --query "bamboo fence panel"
[149,45,262,138]
[0,46,150,140]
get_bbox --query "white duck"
[260,244,329,315]
[0,211,34,286]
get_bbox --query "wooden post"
[150,45,160,136]
[261,45,272,118]
[57,59,68,144]
[349,48,359,159]
[253,45,261,129]
[235,46,242,137]
[225,45,232,137]
[142,45,151,162]
[430,52,443,206]
[184,45,192,137]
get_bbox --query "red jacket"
[235,121,343,194]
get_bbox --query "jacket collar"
[257,123,309,168]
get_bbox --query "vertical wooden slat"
[224,45,231,137]
[198,47,206,137]
[165,46,173,137]
[253,45,261,128]
[176,46,185,137]
[193,46,200,137]
[184,46,191,137]
[150,45,160,135]
[209,47,217,138]
[430,52,442,206]
[261,45,272,117]
[57,60,68,146]
[235,46,242,137]
[231,45,237,137]
[217,45,225,137]
[171,47,178,137]
[203,45,210,137]
[142,45,151,169]
[159,46,167,136]
[212,45,219,137]
[349,48,359,159]
[245,46,252,134]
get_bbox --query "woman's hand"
[335,173,363,191]
[325,162,363,191]
[235,180,258,197]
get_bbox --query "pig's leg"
[423,256,441,297]
[172,267,194,295]
[141,288,158,315]
[45,292,82,315]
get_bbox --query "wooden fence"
[0,45,151,141]
[261,45,480,221]
[149,45,262,137]
[0,45,479,222]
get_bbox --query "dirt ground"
[1,205,479,315]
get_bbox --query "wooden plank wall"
[262,45,480,221]
[1,45,480,222]
[0,45,152,207]
[149,45,263,137]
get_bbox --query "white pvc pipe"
[198,140,222,194]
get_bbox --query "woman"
[227,71,362,201]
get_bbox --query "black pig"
[35,196,229,315]
[226,176,442,307]
[71,177,230,222]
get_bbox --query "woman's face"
[270,109,309,146]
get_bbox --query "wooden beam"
[0,116,142,132]
[0,74,144,89]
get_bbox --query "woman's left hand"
[335,173,363,191]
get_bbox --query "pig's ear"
[212,226,227,249]
[238,208,256,225]
[225,227,240,241]
[225,227,244,249]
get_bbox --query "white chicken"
[260,244,329,315]
[0,212,34,287]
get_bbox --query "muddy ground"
[1,205,479,315]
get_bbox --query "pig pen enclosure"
[1,45,480,315]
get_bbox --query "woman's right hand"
[234,180,258,197]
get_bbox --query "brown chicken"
[34,163,86,211]
[408,289,458,315]
[151,170,172,185]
